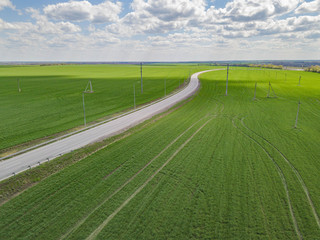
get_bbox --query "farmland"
[0,67,320,239]
[0,64,208,154]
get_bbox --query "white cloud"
[0,0,14,11]
[44,0,122,23]
[0,18,33,31]
[27,8,81,34]
[295,0,320,14]
[221,0,301,22]
[119,0,207,35]
[147,31,211,48]
[1,0,320,61]
[141,0,206,21]
[256,15,320,35]
[0,8,82,52]
[287,15,320,27]
[305,31,320,39]
[89,30,121,46]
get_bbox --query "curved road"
[0,69,218,181]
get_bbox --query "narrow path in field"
[86,118,213,240]
[241,118,320,229]
[232,117,302,240]
[235,130,272,239]
[60,116,209,240]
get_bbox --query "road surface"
[0,69,219,181]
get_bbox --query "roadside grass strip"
[86,117,213,240]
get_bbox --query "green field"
[0,64,207,153]
[0,67,320,239]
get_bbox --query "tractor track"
[86,117,213,240]
[234,128,272,239]
[241,118,320,229]
[60,115,209,240]
[231,117,302,240]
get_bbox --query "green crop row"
[0,64,213,152]
[0,67,319,239]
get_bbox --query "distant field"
[0,64,212,152]
[1,67,319,239]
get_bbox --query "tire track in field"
[3,118,162,233]
[2,176,78,232]
[231,117,302,240]
[241,118,320,229]
[86,118,213,240]
[3,129,140,232]
[60,115,209,240]
[118,173,163,239]
[120,102,225,238]
[305,104,320,119]
[212,98,225,114]
[1,109,173,206]
[234,132,272,239]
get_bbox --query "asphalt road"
[0,70,218,181]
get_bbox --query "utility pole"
[82,80,94,127]
[253,82,257,100]
[84,80,93,93]
[17,78,21,92]
[140,62,143,94]
[133,83,136,109]
[225,64,229,96]
[164,78,166,97]
[298,76,301,86]
[294,100,301,128]
[82,92,86,127]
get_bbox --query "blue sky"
[0,0,319,61]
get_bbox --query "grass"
[0,67,319,239]
[0,64,210,153]
[0,97,194,204]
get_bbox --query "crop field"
[0,64,209,153]
[0,67,320,239]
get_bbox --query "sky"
[0,0,319,61]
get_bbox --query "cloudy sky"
[0,0,319,61]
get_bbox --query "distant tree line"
[305,65,320,73]
[40,63,72,66]
[249,64,283,69]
